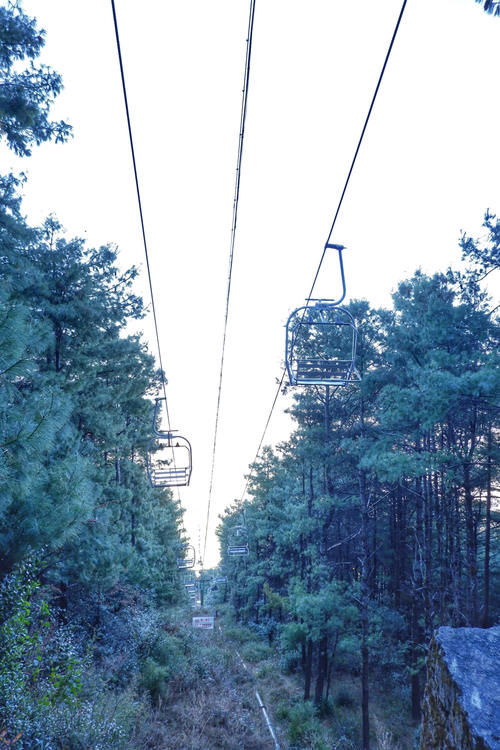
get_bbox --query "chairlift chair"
[176,543,196,570]
[227,525,249,557]
[147,398,192,488]
[285,244,360,387]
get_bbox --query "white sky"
[2,0,500,567]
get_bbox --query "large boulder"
[420,626,500,749]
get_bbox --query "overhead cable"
[240,0,409,503]
[110,0,184,511]
[110,0,171,420]
[203,0,257,564]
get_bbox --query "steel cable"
[203,0,257,565]
[240,0,409,504]
[110,0,183,501]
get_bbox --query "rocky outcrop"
[420,626,500,750]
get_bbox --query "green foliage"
[141,656,171,702]
[218,222,500,731]
[0,32,186,738]
[222,624,255,645]
[0,1,71,155]
[284,700,327,748]
[0,178,182,592]
[240,640,272,663]
[0,559,85,745]
[335,688,356,709]
[475,0,500,17]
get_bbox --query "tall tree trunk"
[452,487,463,625]
[423,432,433,637]
[314,634,328,706]
[304,639,313,701]
[463,462,478,625]
[410,598,421,721]
[482,426,492,627]
[359,467,370,750]
[325,632,339,702]
[55,323,62,372]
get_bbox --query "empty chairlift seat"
[176,544,196,569]
[285,244,361,388]
[147,397,192,488]
[147,434,192,487]
[286,304,360,386]
[227,525,249,557]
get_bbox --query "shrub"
[241,641,272,663]
[279,647,301,674]
[335,688,356,708]
[141,657,170,702]
[0,560,151,749]
[0,560,86,746]
[223,625,254,644]
[256,663,272,679]
[285,700,328,747]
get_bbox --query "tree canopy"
[0,1,71,155]
[217,222,500,742]
[475,0,500,16]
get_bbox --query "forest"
[218,241,500,741]
[1,1,499,748]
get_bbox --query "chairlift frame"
[176,543,196,570]
[285,244,360,387]
[227,524,249,557]
[147,397,192,488]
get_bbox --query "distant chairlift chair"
[147,397,192,488]
[285,244,361,387]
[227,525,249,557]
[176,544,196,570]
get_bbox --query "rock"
[420,626,500,750]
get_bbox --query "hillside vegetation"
[1,2,499,748]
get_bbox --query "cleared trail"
[140,611,284,749]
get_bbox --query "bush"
[317,697,334,718]
[0,560,153,749]
[141,656,170,702]
[248,616,279,644]
[241,641,272,663]
[275,700,291,720]
[256,663,272,679]
[0,560,85,746]
[223,625,254,644]
[279,647,301,674]
[280,700,329,748]
[335,688,356,708]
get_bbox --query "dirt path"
[136,615,283,749]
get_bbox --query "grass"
[120,605,417,749]
[218,607,417,749]
[123,612,275,749]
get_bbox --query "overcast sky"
[2,0,499,566]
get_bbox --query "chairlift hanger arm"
[153,396,170,437]
[308,243,346,306]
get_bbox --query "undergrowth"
[0,565,415,749]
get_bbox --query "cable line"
[310,0,409,298]
[110,0,171,421]
[110,0,187,512]
[240,369,286,504]
[203,0,257,565]
[240,0,409,503]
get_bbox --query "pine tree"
[0,1,71,156]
